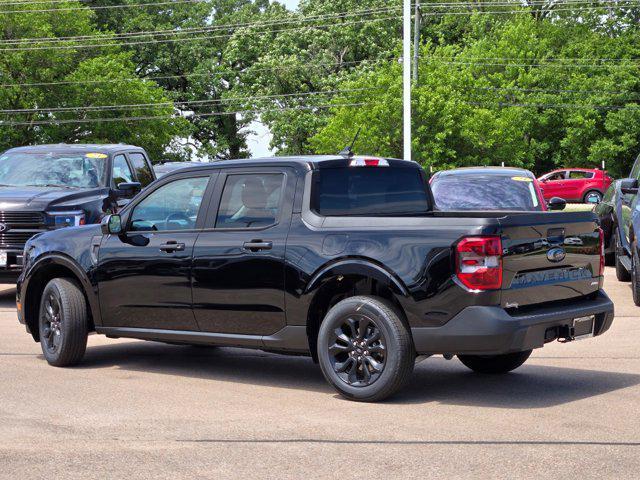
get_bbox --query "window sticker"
[511,176,533,182]
[85,153,108,159]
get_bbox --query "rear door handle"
[159,241,185,252]
[243,241,273,251]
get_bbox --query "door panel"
[191,169,295,335]
[97,174,214,330]
[98,232,198,329]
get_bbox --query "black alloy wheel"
[41,291,63,355]
[328,314,387,387]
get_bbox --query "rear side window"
[216,173,284,228]
[129,152,154,187]
[312,167,430,216]
[431,175,542,211]
[568,171,594,179]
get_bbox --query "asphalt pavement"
[0,267,639,479]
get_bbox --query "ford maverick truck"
[16,155,614,401]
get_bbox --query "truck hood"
[0,186,110,210]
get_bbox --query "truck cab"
[0,144,155,280]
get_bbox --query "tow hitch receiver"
[556,315,596,343]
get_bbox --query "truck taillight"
[598,228,605,276]
[455,236,502,291]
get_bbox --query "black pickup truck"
[16,155,614,401]
[0,144,155,280]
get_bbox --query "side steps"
[619,254,632,273]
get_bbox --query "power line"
[0,0,205,14]
[0,15,400,51]
[465,100,640,110]
[425,58,640,69]
[0,5,403,45]
[0,87,381,114]
[0,102,375,126]
[0,58,384,88]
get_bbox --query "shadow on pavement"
[78,340,640,408]
[0,286,16,309]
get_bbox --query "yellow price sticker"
[511,176,533,182]
[85,152,108,159]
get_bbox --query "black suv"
[0,144,155,280]
[17,156,613,401]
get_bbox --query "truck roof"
[4,143,146,155]
[158,155,418,174]
[433,166,535,178]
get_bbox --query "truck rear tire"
[458,350,532,374]
[614,231,631,282]
[317,296,415,402]
[38,278,88,367]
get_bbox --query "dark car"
[154,161,207,178]
[16,155,613,402]
[430,166,565,211]
[594,152,640,303]
[0,144,156,280]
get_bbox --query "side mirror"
[115,181,142,199]
[101,214,122,235]
[620,178,639,195]
[548,197,566,211]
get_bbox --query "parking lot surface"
[1,267,639,479]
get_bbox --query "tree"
[310,14,640,177]
[0,1,186,160]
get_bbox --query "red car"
[538,168,613,203]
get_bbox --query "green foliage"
[0,1,186,161]
[310,15,640,177]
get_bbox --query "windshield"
[0,152,108,188]
[431,174,542,211]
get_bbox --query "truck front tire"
[458,350,532,374]
[317,296,415,402]
[38,278,88,367]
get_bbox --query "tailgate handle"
[547,228,565,245]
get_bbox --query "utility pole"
[403,0,412,162]
[412,1,421,83]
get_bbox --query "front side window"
[543,171,566,181]
[113,155,134,186]
[216,173,284,228]
[130,176,209,231]
[431,175,543,211]
[129,152,154,187]
[0,151,107,188]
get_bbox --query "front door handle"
[243,241,273,252]
[159,241,185,253]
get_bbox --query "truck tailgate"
[499,211,601,309]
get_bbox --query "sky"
[246,0,300,157]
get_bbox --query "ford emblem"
[0,223,7,233]
[547,247,566,263]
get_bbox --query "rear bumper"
[412,290,614,355]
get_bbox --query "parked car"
[154,161,206,178]
[430,166,566,211]
[17,155,613,402]
[0,144,155,281]
[594,152,640,303]
[538,168,612,203]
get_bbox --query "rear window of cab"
[311,166,431,216]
